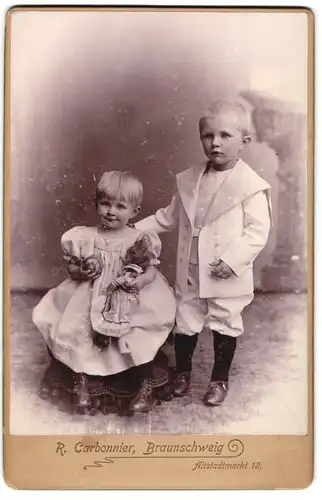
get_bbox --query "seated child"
[33,170,176,415]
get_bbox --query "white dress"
[33,226,176,376]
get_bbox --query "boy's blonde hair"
[96,171,143,207]
[199,100,253,136]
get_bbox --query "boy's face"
[97,196,140,230]
[200,112,250,169]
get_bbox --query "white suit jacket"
[137,159,272,298]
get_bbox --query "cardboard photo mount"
[3,6,314,490]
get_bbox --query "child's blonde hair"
[96,171,143,208]
[199,100,253,136]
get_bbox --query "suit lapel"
[205,159,271,222]
[176,159,272,227]
[176,163,206,226]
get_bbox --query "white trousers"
[174,263,254,337]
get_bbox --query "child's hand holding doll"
[117,236,158,293]
[209,258,234,279]
[121,266,157,292]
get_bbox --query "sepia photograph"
[8,8,310,438]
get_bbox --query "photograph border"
[3,5,314,490]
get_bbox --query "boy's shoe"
[130,380,154,413]
[203,381,228,407]
[172,371,191,397]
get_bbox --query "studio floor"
[9,293,308,435]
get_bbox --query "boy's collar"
[176,159,271,224]
[204,160,237,173]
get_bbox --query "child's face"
[97,196,140,230]
[200,112,250,169]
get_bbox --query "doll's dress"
[101,279,140,338]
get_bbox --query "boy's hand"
[209,259,234,279]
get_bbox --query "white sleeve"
[220,190,271,277]
[61,226,93,261]
[136,192,180,234]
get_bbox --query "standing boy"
[136,100,272,406]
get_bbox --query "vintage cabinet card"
[3,6,313,490]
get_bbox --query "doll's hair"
[95,171,143,208]
[199,100,252,136]
[122,236,153,272]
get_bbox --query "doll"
[93,236,154,351]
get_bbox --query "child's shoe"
[203,380,228,407]
[130,380,154,413]
[172,371,191,397]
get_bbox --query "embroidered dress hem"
[38,349,173,416]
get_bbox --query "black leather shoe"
[172,372,191,397]
[203,381,229,407]
[130,380,154,413]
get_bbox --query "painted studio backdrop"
[10,11,308,292]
